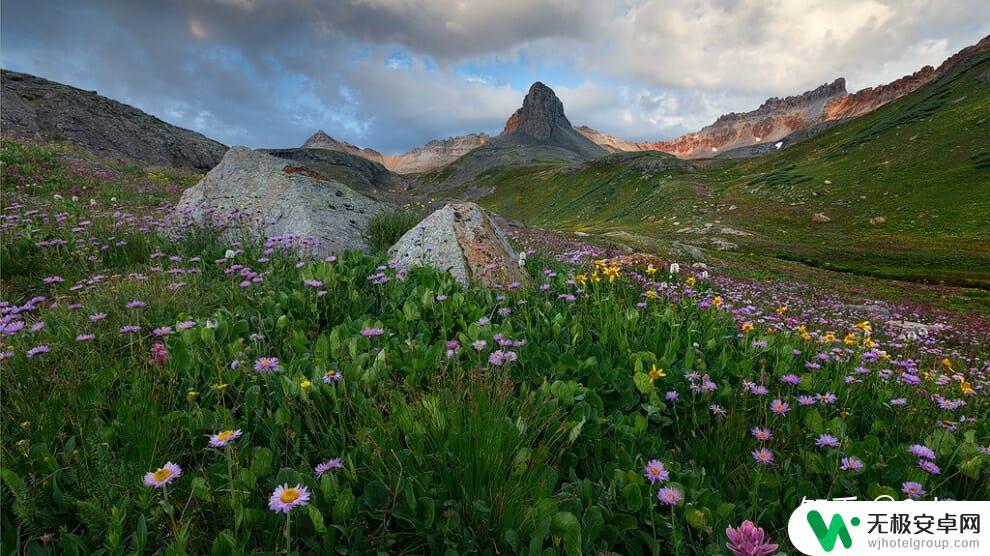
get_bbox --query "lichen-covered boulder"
[388,202,530,288]
[176,147,384,255]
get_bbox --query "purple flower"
[751,448,774,465]
[769,399,790,415]
[361,327,384,337]
[656,487,682,506]
[726,520,779,556]
[177,320,196,330]
[488,350,506,366]
[323,369,342,383]
[665,391,679,401]
[902,481,926,499]
[43,275,64,284]
[918,460,941,475]
[151,343,169,365]
[840,457,864,471]
[126,300,147,309]
[780,374,801,385]
[152,326,173,337]
[751,427,772,442]
[644,459,670,483]
[815,434,840,448]
[268,484,311,513]
[75,333,96,342]
[26,344,50,358]
[303,279,323,288]
[315,458,344,477]
[472,340,487,351]
[144,461,182,488]
[908,444,936,460]
[445,340,461,358]
[797,395,817,406]
[119,325,140,334]
[254,357,279,372]
[89,312,107,322]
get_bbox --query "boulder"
[388,202,530,288]
[176,147,384,255]
[869,216,886,225]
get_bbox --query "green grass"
[446,50,990,288]
[2,135,988,553]
[364,210,421,253]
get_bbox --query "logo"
[806,510,859,551]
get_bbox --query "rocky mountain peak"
[501,81,572,138]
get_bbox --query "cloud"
[1,0,986,153]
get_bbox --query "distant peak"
[501,81,570,138]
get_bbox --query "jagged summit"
[494,82,605,159]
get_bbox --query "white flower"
[53,194,63,200]
[71,196,79,202]
[224,249,236,259]
[518,251,527,267]
[699,271,709,280]
[89,198,97,206]
[669,263,680,274]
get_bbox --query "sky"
[2,1,987,154]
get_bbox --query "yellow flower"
[591,271,601,283]
[575,273,587,285]
[648,364,667,381]
[822,332,836,343]
[801,331,812,341]
[186,390,199,400]
[776,305,787,315]
[685,276,696,287]
[711,296,723,309]
[843,333,857,346]
[646,289,658,299]
[864,337,875,348]
[300,378,312,390]
[645,264,657,276]
[604,265,620,282]
[767,327,777,334]
[213,383,229,391]
[941,358,953,369]
[961,381,974,395]
[594,259,607,269]
[741,322,754,333]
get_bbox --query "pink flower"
[144,461,182,488]
[269,484,311,513]
[726,520,779,556]
[151,343,169,365]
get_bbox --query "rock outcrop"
[494,82,606,160]
[300,130,490,174]
[176,147,384,255]
[1,70,227,169]
[388,202,530,287]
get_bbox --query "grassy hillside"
[459,50,990,287]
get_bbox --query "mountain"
[1,70,226,169]
[493,82,607,159]
[262,147,411,203]
[578,34,990,159]
[465,42,990,286]
[300,130,490,174]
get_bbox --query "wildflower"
[726,520,779,556]
[151,343,169,365]
[209,429,242,448]
[645,264,657,275]
[300,378,312,390]
[818,392,837,404]
[361,327,384,337]
[648,364,666,381]
[269,484,311,513]
[75,333,96,342]
[751,427,772,442]
[315,458,344,477]
[254,357,280,372]
[303,279,323,288]
[751,448,774,465]
[177,320,196,330]
[119,325,140,334]
[769,399,790,415]
[815,434,840,448]
[644,459,670,483]
[741,321,754,333]
[43,275,64,284]
[840,457,864,471]
[656,487,682,506]
[144,462,182,488]
[918,460,941,475]
[323,369,342,383]
[669,263,680,274]
[126,300,147,309]
[152,326,173,337]
[890,398,908,406]
[26,344,50,358]
[665,391,679,401]
[902,481,926,499]
[685,276,696,287]
[710,404,727,416]
[908,444,936,460]
[780,374,800,385]
[488,350,506,366]
[797,395,817,406]
[472,340,487,351]
[712,296,723,309]
[89,312,107,322]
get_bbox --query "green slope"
[450,49,990,287]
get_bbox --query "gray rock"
[844,304,892,319]
[1,70,226,169]
[389,202,530,288]
[176,147,384,255]
[671,241,706,261]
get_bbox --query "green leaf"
[551,512,582,556]
[633,372,653,394]
[333,488,355,522]
[804,408,824,434]
[307,505,326,534]
[363,480,391,510]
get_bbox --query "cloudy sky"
[3,1,987,153]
